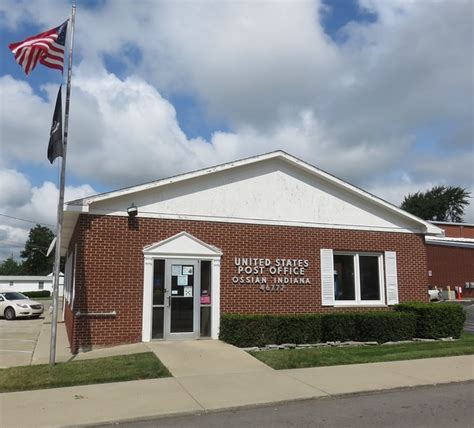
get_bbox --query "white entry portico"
[142,232,222,341]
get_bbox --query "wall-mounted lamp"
[127,203,138,217]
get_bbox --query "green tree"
[0,256,24,275]
[401,185,471,222]
[20,225,55,275]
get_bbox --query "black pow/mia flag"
[47,85,64,164]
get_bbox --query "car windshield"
[2,292,28,300]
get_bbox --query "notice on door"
[177,275,188,286]
[182,266,194,275]
[184,286,193,297]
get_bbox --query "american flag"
[8,21,68,75]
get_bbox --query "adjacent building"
[60,151,442,352]
[0,273,64,296]
[426,221,474,297]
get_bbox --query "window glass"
[200,306,211,337]
[334,255,355,300]
[170,298,193,333]
[38,281,44,290]
[153,260,165,305]
[152,260,165,339]
[359,256,380,300]
[152,307,164,339]
[200,261,211,302]
[4,292,27,300]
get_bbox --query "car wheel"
[4,307,16,320]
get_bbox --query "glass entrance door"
[164,259,199,339]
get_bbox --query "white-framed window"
[321,249,398,306]
[64,244,77,305]
[333,252,385,306]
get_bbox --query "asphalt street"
[95,382,474,428]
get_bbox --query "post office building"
[60,151,442,352]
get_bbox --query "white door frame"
[142,232,222,342]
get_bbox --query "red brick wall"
[65,214,428,352]
[431,223,474,239]
[427,245,474,297]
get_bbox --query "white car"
[0,291,44,320]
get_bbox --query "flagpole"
[50,4,76,366]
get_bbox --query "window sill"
[333,303,388,308]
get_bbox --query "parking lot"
[0,300,51,368]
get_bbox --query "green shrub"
[219,314,322,347]
[321,312,416,343]
[22,290,51,298]
[355,312,416,342]
[221,305,466,347]
[220,311,417,347]
[394,303,466,339]
[321,313,357,342]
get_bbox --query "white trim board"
[86,208,429,234]
[425,236,474,248]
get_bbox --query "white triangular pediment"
[143,231,222,257]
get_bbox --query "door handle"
[167,295,171,307]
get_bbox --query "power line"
[0,213,55,228]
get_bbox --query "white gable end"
[143,232,222,257]
[91,158,426,233]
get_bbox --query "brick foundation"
[65,215,428,352]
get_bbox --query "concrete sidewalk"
[1,344,473,428]
[31,302,72,365]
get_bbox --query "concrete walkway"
[144,340,271,376]
[1,339,473,427]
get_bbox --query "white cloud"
[0,76,53,163]
[67,69,197,184]
[0,168,31,207]
[46,70,411,187]
[0,166,95,260]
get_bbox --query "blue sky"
[0,0,473,259]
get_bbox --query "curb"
[76,380,474,428]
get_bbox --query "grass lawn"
[250,333,474,370]
[0,352,171,393]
